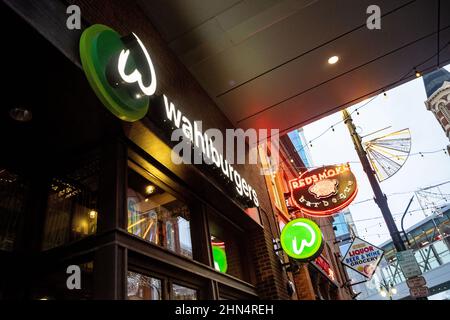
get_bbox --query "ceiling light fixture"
[145,185,156,195]
[328,56,339,64]
[415,69,421,78]
[9,107,32,122]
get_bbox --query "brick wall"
[248,209,290,300]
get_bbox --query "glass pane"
[209,211,246,281]
[127,271,162,300]
[0,168,30,251]
[172,283,197,300]
[127,167,193,258]
[42,155,100,250]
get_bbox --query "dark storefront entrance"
[0,2,290,300]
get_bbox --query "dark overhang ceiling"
[139,0,450,134]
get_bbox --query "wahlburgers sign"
[78,24,260,208]
[280,218,323,261]
[289,164,357,217]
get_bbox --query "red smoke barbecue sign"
[289,164,358,217]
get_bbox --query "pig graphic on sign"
[308,179,338,199]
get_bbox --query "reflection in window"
[209,211,247,281]
[127,167,193,258]
[212,237,228,273]
[42,155,99,250]
[172,283,197,300]
[127,271,162,300]
[0,169,30,251]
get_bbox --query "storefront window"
[0,168,30,251]
[127,167,193,258]
[208,210,248,281]
[127,271,162,300]
[42,155,99,251]
[172,283,197,300]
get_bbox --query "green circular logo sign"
[280,218,323,261]
[79,24,157,122]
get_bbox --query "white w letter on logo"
[118,33,157,96]
[292,221,316,255]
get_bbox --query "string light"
[278,147,448,172]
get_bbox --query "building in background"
[288,128,313,168]
[423,68,450,153]
[333,209,357,245]
[357,204,450,300]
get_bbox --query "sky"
[302,65,450,246]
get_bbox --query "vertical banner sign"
[280,218,323,262]
[342,237,384,279]
[289,164,358,217]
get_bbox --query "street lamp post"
[342,109,406,252]
[343,109,428,300]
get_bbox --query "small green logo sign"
[280,218,323,261]
[79,24,157,122]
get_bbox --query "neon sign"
[280,218,323,261]
[289,164,357,217]
[313,255,336,282]
[79,25,152,121]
